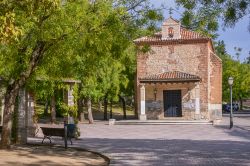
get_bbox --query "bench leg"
[69,138,73,145]
[42,136,51,144]
[42,136,46,144]
[48,136,51,143]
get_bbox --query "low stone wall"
[145,100,200,120]
[145,100,163,119]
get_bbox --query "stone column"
[17,89,28,144]
[139,84,147,121]
[66,84,75,123]
[27,93,35,137]
[194,83,201,120]
[65,84,74,106]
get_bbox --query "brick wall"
[208,51,222,120]
[137,42,211,119]
[209,52,222,104]
[136,41,222,119]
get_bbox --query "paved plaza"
[32,115,250,166]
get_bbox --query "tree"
[0,0,90,148]
[72,0,162,122]
[215,41,250,108]
[177,0,250,33]
[0,0,162,148]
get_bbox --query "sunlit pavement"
[31,115,250,166]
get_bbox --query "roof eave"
[134,38,211,45]
[139,78,201,83]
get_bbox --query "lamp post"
[228,77,234,129]
[154,87,157,101]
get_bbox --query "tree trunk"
[50,95,56,124]
[240,97,243,111]
[119,95,127,119]
[44,99,49,116]
[1,39,49,149]
[104,94,108,120]
[87,98,94,124]
[11,96,19,144]
[110,98,113,119]
[77,97,84,121]
[0,85,20,149]
[98,99,102,112]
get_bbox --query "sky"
[151,0,250,62]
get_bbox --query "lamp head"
[228,76,234,86]
[154,88,157,94]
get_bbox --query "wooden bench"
[40,124,75,145]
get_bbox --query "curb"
[27,143,110,166]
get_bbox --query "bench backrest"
[40,127,65,137]
[40,125,76,138]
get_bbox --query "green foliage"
[177,0,250,32]
[215,41,250,102]
[0,0,162,113]
[177,3,220,38]
[72,0,162,101]
[57,101,77,117]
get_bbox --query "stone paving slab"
[30,116,250,166]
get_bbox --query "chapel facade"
[134,17,222,121]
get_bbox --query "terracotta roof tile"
[134,28,209,43]
[139,71,201,82]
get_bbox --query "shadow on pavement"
[214,124,250,141]
[75,138,250,166]
[0,144,108,166]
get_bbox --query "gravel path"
[0,144,108,166]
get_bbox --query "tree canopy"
[0,0,162,148]
[177,0,250,34]
[215,41,250,103]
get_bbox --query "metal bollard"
[64,122,68,149]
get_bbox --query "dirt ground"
[0,145,108,166]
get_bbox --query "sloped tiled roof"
[139,71,201,82]
[134,28,209,43]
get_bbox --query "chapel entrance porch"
[138,71,202,121]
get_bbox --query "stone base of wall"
[209,109,222,120]
[145,100,212,120]
[146,100,163,120]
[208,104,222,121]
[139,114,147,121]
[146,111,162,119]
[182,109,195,120]
[145,108,205,120]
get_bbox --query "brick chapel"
[134,17,222,122]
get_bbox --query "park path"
[73,116,250,166]
[30,116,250,166]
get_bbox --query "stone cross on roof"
[169,7,173,17]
